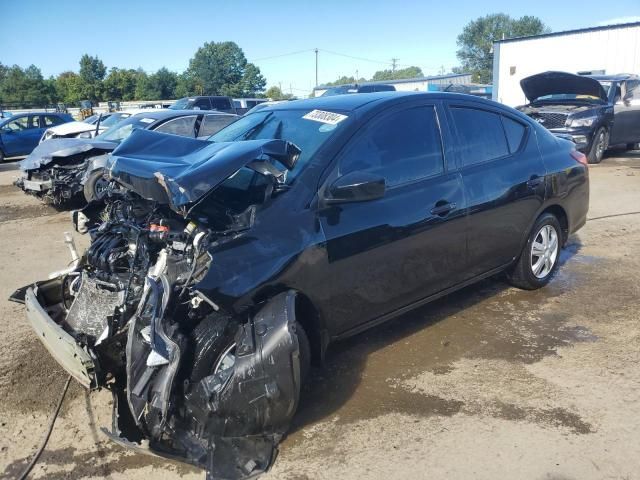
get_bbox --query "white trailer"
[493,21,640,107]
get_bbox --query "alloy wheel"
[530,224,559,279]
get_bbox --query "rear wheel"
[0,149,4,162]
[626,143,639,151]
[507,213,562,290]
[83,169,108,202]
[587,127,607,164]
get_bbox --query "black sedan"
[15,109,238,204]
[13,92,589,478]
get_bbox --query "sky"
[1,0,639,96]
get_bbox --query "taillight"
[570,150,588,167]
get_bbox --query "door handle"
[430,201,456,217]
[527,176,543,188]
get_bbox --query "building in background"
[493,21,640,107]
[313,73,473,97]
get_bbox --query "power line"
[250,49,315,62]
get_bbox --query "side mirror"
[325,171,385,204]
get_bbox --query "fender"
[108,290,303,480]
[81,153,111,185]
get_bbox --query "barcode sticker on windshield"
[302,110,348,125]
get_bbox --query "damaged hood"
[521,71,608,103]
[108,128,299,208]
[20,137,118,171]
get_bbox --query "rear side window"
[501,116,526,153]
[43,115,64,127]
[198,114,237,138]
[450,107,509,167]
[154,116,197,137]
[339,106,444,187]
[212,98,232,110]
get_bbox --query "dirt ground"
[0,152,639,480]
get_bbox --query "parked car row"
[15,109,239,204]
[11,91,589,479]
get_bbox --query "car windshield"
[209,108,351,183]
[99,112,130,128]
[169,98,192,110]
[95,115,157,143]
[83,114,99,124]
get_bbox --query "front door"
[316,103,467,335]
[1,115,43,156]
[612,80,640,145]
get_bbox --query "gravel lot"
[0,152,639,480]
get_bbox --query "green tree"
[150,67,178,99]
[55,71,84,105]
[78,54,107,102]
[265,85,293,100]
[371,66,423,81]
[103,68,139,101]
[456,13,550,83]
[0,64,49,107]
[185,41,266,97]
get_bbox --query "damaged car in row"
[15,109,239,204]
[518,71,640,163]
[12,92,589,479]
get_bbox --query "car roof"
[265,91,503,113]
[129,109,238,121]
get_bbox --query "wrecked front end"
[15,139,115,204]
[12,133,305,479]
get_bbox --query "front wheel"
[507,213,562,290]
[587,127,608,164]
[83,169,109,202]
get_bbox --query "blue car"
[0,112,74,161]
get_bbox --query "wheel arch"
[540,204,569,244]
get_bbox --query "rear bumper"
[24,287,96,388]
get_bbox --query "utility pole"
[314,48,319,87]
[391,58,398,72]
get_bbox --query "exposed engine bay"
[12,140,305,479]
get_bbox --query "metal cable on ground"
[17,375,72,480]
[587,211,640,221]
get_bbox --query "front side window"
[192,98,211,110]
[198,114,238,137]
[339,106,444,187]
[154,115,197,137]
[450,107,509,167]
[4,116,30,131]
[29,116,41,128]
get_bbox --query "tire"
[626,143,639,151]
[507,213,562,290]
[0,149,4,162]
[83,169,108,202]
[587,127,607,164]
[189,313,311,385]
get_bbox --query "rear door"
[447,102,546,277]
[317,101,467,334]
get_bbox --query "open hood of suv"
[520,71,608,103]
[108,128,300,209]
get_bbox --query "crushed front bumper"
[15,176,53,193]
[24,286,96,388]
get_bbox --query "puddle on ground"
[288,248,613,444]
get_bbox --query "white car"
[39,110,148,143]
